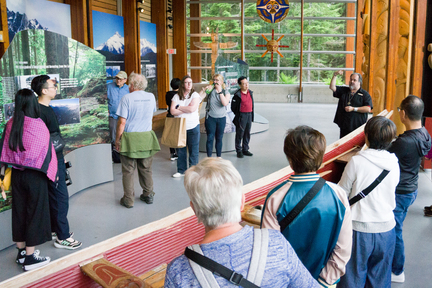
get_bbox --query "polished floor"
[0,103,431,287]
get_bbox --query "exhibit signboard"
[0,29,108,213]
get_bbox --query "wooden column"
[152,0,169,108]
[190,3,201,83]
[0,0,9,58]
[65,0,89,46]
[123,0,140,74]
[410,0,427,97]
[345,3,355,83]
[172,0,187,79]
[385,0,400,114]
[355,0,364,73]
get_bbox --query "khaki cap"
[115,71,128,79]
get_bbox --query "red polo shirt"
[240,90,253,113]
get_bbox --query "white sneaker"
[172,172,185,178]
[391,272,405,283]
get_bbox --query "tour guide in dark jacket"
[232,76,254,158]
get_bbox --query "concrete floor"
[0,103,431,287]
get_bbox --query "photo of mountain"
[92,11,125,79]
[6,0,71,42]
[140,21,158,99]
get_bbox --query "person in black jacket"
[165,78,181,161]
[231,76,254,158]
[388,95,431,283]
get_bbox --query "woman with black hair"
[0,89,58,271]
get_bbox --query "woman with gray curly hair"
[165,158,318,288]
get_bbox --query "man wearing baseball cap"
[108,71,129,162]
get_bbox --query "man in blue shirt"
[108,71,129,145]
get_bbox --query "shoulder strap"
[187,245,220,288]
[349,169,390,206]
[279,177,326,233]
[246,229,268,286]
[185,247,260,288]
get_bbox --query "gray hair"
[128,72,148,91]
[351,72,363,86]
[184,158,243,229]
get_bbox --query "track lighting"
[168,24,173,29]
[167,16,173,21]
[138,7,144,13]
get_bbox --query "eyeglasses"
[397,107,401,112]
[47,85,57,90]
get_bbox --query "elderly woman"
[0,89,58,271]
[170,75,201,178]
[338,116,400,288]
[165,158,318,287]
[199,74,230,157]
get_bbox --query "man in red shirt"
[231,76,254,158]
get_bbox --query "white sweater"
[338,149,400,233]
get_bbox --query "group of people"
[0,76,81,271]
[165,90,431,287]
[166,74,255,179]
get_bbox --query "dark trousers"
[12,168,51,246]
[177,125,200,174]
[48,157,70,240]
[235,112,252,153]
[205,115,226,157]
[340,128,352,139]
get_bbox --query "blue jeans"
[339,229,395,288]
[392,190,417,275]
[177,124,200,174]
[48,156,70,240]
[205,115,226,157]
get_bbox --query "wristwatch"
[175,104,179,109]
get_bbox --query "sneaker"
[172,172,185,178]
[170,153,178,161]
[237,152,244,158]
[424,205,432,211]
[54,238,82,250]
[17,249,40,264]
[140,193,154,204]
[391,272,405,283]
[424,209,432,217]
[120,197,133,208]
[243,151,253,156]
[22,252,50,271]
[52,231,74,240]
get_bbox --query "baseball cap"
[115,71,128,79]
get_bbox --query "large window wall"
[187,0,356,84]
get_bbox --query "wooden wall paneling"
[190,3,201,83]
[0,0,9,58]
[123,0,140,74]
[345,3,355,83]
[152,0,169,108]
[385,0,400,114]
[93,0,117,14]
[410,0,427,97]
[65,0,89,46]
[172,0,187,79]
[138,0,151,22]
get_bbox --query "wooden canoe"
[0,110,391,288]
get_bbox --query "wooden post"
[385,0,400,113]
[346,3,355,83]
[190,3,201,83]
[64,0,89,46]
[152,0,169,108]
[172,0,187,79]
[88,0,94,48]
[405,0,415,97]
[123,0,140,74]
[410,0,427,97]
[241,0,244,61]
[299,0,304,103]
[355,0,364,73]
[0,0,10,58]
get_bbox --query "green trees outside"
[187,1,350,84]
